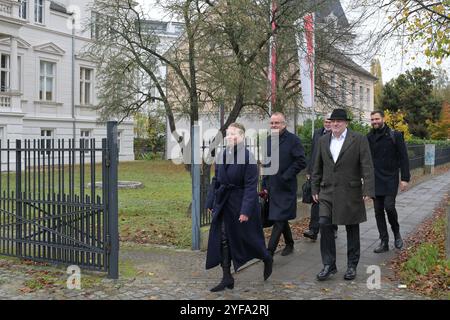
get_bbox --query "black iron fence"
[0,122,119,278]
[406,144,450,169]
[435,146,450,166]
[407,144,426,170]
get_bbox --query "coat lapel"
[335,130,355,164]
[324,132,333,161]
[279,130,288,146]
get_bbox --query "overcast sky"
[138,0,449,84]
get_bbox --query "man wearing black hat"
[311,109,375,281]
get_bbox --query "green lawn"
[0,160,193,249]
[117,160,192,248]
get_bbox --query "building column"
[30,0,35,23]
[10,36,18,92]
[10,36,21,112]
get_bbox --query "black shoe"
[344,267,357,280]
[316,265,337,281]
[281,244,294,256]
[263,256,273,281]
[303,230,318,241]
[210,277,234,292]
[394,234,403,249]
[373,241,389,253]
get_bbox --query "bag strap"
[389,130,396,145]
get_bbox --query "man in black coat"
[303,115,338,241]
[367,110,410,253]
[262,112,306,257]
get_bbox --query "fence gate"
[0,121,119,279]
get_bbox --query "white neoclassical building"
[0,0,134,163]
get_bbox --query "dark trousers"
[373,195,400,241]
[267,220,294,253]
[309,202,337,234]
[319,216,360,268]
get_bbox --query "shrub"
[384,110,413,141]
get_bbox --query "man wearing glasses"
[262,112,306,258]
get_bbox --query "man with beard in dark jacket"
[367,110,410,253]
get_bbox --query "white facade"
[139,20,183,115]
[0,0,134,164]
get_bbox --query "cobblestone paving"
[1,171,449,300]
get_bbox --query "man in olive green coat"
[311,109,375,281]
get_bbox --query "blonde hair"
[228,122,246,135]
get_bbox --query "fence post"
[424,144,435,174]
[107,121,119,279]
[15,140,22,256]
[191,123,201,250]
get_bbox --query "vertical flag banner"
[268,0,277,114]
[296,13,315,111]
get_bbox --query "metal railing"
[0,122,119,278]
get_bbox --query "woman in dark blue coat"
[205,123,273,292]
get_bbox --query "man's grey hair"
[271,112,286,122]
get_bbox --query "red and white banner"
[296,13,315,110]
[269,0,277,111]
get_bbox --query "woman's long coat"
[205,145,268,271]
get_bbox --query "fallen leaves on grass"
[389,194,450,299]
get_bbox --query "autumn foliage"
[383,110,412,141]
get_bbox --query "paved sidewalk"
[0,171,449,300]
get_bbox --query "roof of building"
[326,47,377,80]
[315,0,350,28]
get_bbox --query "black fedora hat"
[328,108,351,121]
